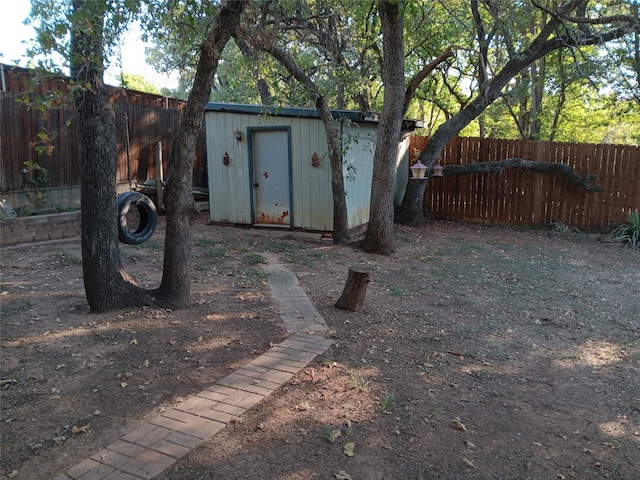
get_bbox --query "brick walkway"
[53,256,332,480]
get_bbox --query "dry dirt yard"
[1,214,639,480]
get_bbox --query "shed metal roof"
[204,102,423,130]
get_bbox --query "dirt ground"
[1,214,639,480]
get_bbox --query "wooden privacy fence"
[0,64,207,194]
[410,136,639,232]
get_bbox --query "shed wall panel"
[206,112,252,224]
[394,136,411,206]
[342,123,378,228]
[206,111,338,230]
[290,117,333,231]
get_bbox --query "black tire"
[117,191,158,245]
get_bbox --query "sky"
[0,0,178,90]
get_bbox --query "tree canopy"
[145,1,639,146]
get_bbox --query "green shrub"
[608,210,640,250]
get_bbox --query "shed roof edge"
[204,102,423,129]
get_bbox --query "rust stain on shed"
[256,210,290,225]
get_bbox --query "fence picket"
[411,135,639,233]
[1,65,207,194]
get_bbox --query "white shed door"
[251,129,291,226]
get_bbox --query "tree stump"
[335,266,371,312]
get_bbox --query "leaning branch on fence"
[440,158,603,193]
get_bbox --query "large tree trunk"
[157,1,247,307]
[72,0,154,312]
[362,0,405,255]
[396,179,429,227]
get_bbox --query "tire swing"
[117,110,158,245]
[117,190,158,245]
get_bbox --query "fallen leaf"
[343,442,355,457]
[55,364,66,370]
[464,440,476,449]
[334,471,353,480]
[120,382,128,388]
[462,457,476,469]
[71,424,90,435]
[53,435,66,445]
[452,417,467,432]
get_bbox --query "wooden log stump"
[335,266,371,312]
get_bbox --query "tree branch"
[403,47,453,116]
[439,158,603,193]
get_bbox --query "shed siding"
[206,111,336,230]
[342,123,378,228]
[205,108,417,232]
[291,117,333,231]
[394,136,411,206]
[206,112,253,224]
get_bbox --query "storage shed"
[204,103,420,233]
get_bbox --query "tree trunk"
[362,0,405,255]
[157,1,247,307]
[396,179,429,227]
[529,58,545,140]
[72,0,154,312]
[235,38,272,105]
[335,266,371,312]
[316,97,351,245]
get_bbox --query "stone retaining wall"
[0,211,81,247]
